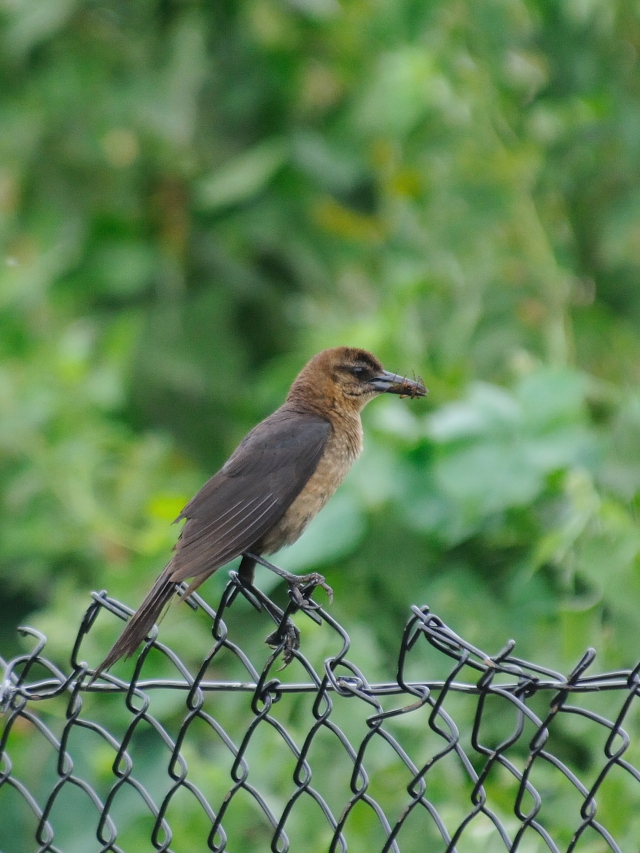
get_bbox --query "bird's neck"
[329,405,364,460]
[285,387,364,459]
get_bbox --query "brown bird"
[92,347,426,678]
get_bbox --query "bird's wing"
[168,407,331,584]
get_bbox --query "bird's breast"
[259,417,363,554]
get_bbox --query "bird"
[91,347,427,679]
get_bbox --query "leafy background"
[2,0,640,850]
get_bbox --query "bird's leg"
[237,553,256,586]
[235,554,301,664]
[243,551,334,607]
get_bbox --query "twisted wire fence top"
[2,573,640,853]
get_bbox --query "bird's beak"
[369,370,428,398]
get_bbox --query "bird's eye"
[350,365,367,377]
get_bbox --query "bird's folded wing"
[168,407,331,583]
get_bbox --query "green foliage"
[3,0,640,848]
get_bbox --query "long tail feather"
[90,571,177,682]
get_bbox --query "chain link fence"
[2,573,640,852]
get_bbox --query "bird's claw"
[288,572,334,608]
[265,620,300,667]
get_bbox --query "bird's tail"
[90,570,177,682]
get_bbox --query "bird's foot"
[264,621,301,666]
[243,552,333,608]
[236,554,334,666]
[265,572,332,667]
[286,572,334,609]
[230,570,302,666]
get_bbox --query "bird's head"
[287,347,428,414]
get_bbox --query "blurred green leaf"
[195,138,287,211]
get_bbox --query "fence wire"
[2,573,640,853]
